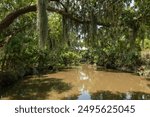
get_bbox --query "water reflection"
[79,71,89,80]
[77,66,91,100]
[65,91,150,100]
[1,64,150,100]
[76,64,150,100]
[91,91,150,100]
[77,84,90,100]
[78,90,91,100]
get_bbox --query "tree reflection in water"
[65,91,150,100]
[91,91,150,100]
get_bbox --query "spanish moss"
[37,0,48,48]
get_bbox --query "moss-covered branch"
[0,4,110,33]
[0,5,36,32]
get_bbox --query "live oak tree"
[0,0,150,72]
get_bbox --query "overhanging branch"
[0,4,110,33]
[0,5,36,32]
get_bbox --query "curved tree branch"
[0,5,36,32]
[47,7,110,27]
[0,4,110,33]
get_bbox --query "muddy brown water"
[1,64,150,100]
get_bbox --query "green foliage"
[0,0,150,82]
[144,39,150,49]
[0,70,22,96]
[0,71,18,88]
[61,51,81,66]
[48,13,63,49]
[141,49,150,68]
[91,35,142,70]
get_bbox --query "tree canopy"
[0,0,150,76]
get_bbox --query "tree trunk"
[130,28,138,51]
[37,0,48,48]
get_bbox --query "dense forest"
[0,0,150,98]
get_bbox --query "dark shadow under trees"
[63,90,150,100]
[0,77,72,100]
